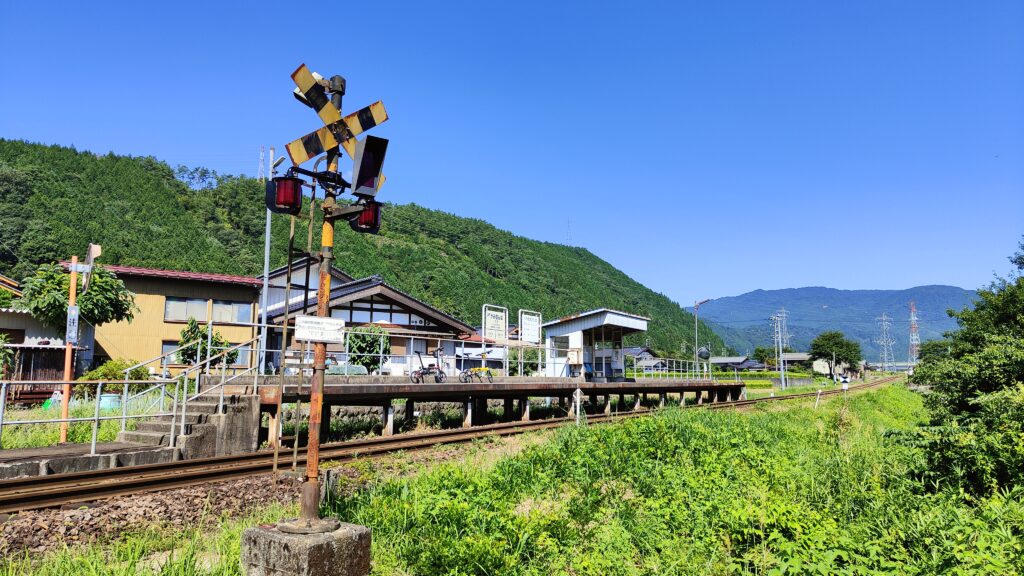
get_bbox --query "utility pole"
[257,146,272,376]
[694,299,710,377]
[58,255,79,443]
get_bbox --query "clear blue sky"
[2,1,1021,306]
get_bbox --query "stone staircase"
[117,395,260,459]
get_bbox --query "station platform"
[247,376,745,406]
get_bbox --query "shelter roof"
[542,308,650,337]
[268,275,474,335]
[710,356,748,365]
[63,262,262,288]
[782,352,811,362]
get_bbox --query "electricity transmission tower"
[770,311,788,389]
[875,313,896,372]
[908,302,921,366]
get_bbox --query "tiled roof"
[94,264,262,287]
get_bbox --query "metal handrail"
[0,379,178,455]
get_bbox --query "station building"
[261,260,475,376]
[543,308,650,381]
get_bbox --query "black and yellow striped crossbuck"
[285,64,389,166]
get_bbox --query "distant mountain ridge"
[693,285,976,361]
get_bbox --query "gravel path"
[0,474,302,558]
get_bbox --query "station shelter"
[542,308,650,381]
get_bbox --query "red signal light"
[350,200,381,234]
[273,176,304,214]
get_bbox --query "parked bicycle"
[409,351,446,383]
[458,366,494,383]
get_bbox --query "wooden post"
[520,397,530,421]
[59,255,78,444]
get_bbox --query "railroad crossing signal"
[272,64,392,531]
[284,64,389,166]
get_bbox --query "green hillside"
[0,139,723,356]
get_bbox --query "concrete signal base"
[241,522,371,576]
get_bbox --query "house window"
[392,312,410,325]
[212,300,251,324]
[165,297,208,322]
[352,310,371,324]
[229,345,251,367]
[552,336,569,358]
[371,310,390,323]
[161,341,180,365]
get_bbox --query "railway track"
[0,376,900,513]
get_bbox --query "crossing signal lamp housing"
[266,176,304,215]
[349,200,382,234]
[351,136,389,198]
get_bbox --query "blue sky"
[1,1,1021,306]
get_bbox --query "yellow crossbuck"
[285,64,389,167]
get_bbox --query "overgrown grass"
[328,385,1024,575]
[7,385,1022,574]
[0,402,138,450]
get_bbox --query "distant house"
[636,358,668,372]
[623,346,656,360]
[0,307,67,383]
[710,355,751,370]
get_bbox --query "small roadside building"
[542,308,650,380]
[0,307,67,383]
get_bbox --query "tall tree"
[15,263,136,330]
[809,331,862,376]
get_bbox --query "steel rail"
[0,376,900,513]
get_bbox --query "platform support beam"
[503,398,515,421]
[381,404,395,436]
[633,395,642,411]
[462,399,473,428]
[267,407,280,448]
[659,393,667,408]
[520,397,530,421]
[697,390,704,405]
[405,400,415,423]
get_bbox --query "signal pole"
[59,255,78,443]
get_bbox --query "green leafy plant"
[809,330,862,376]
[346,324,390,374]
[14,263,136,330]
[0,289,12,308]
[175,317,238,367]
[0,333,12,378]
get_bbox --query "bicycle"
[410,351,447,384]
[458,366,494,383]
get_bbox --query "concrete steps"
[117,430,172,446]
[115,395,259,459]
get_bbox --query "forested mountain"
[694,285,976,361]
[0,139,723,356]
